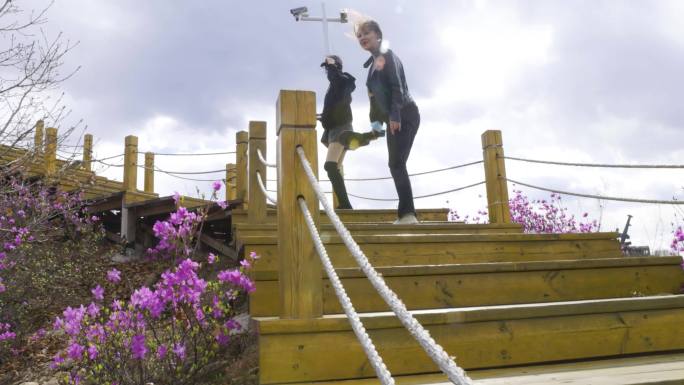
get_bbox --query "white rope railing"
[295,146,473,385]
[297,197,395,385]
[256,170,277,204]
[257,148,276,168]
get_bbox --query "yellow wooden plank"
[248,261,684,316]
[257,304,684,383]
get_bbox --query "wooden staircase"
[231,90,684,385]
[235,212,684,384]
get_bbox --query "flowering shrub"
[51,182,257,384]
[51,253,257,384]
[0,175,103,360]
[508,190,599,233]
[449,190,599,233]
[672,227,684,256]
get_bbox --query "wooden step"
[244,232,622,272]
[294,352,684,384]
[231,208,451,226]
[249,256,684,317]
[256,295,684,383]
[235,222,523,239]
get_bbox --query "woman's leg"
[325,142,352,209]
[387,104,420,218]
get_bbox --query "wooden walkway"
[5,93,684,385]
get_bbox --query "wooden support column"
[276,89,322,319]
[34,120,44,155]
[248,121,267,223]
[83,134,93,171]
[226,163,237,201]
[144,152,154,193]
[482,130,511,224]
[123,135,138,192]
[236,131,248,206]
[122,135,139,244]
[121,206,137,245]
[44,127,57,176]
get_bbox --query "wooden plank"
[257,296,684,383]
[245,237,622,272]
[297,352,684,384]
[199,233,237,262]
[231,208,451,226]
[234,222,523,238]
[249,258,684,316]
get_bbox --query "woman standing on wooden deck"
[356,19,421,224]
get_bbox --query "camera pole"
[292,2,348,55]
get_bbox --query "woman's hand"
[389,120,401,134]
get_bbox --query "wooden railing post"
[276,89,322,319]
[83,134,93,171]
[34,120,44,155]
[482,130,511,224]
[248,121,267,223]
[236,131,248,206]
[44,127,57,176]
[123,135,138,192]
[226,163,236,201]
[144,152,154,193]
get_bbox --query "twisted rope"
[296,146,473,385]
[506,177,684,205]
[257,148,276,168]
[503,155,684,169]
[297,197,395,385]
[256,170,277,204]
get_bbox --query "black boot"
[324,161,353,209]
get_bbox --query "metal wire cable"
[136,164,225,175]
[503,155,684,169]
[344,160,484,181]
[93,159,124,167]
[256,170,277,204]
[347,181,486,201]
[506,177,684,205]
[296,146,473,385]
[92,153,126,162]
[297,197,395,385]
[257,148,276,168]
[137,150,236,156]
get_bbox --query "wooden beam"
[83,133,93,171]
[248,121,267,223]
[144,152,154,193]
[123,135,138,193]
[236,130,248,206]
[482,130,511,224]
[199,233,238,261]
[276,89,322,319]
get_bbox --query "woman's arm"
[382,53,405,132]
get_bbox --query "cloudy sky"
[20,0,684,251]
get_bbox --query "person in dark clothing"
[356,20,421,224]
[319,55,355,209]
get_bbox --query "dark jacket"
[321,64,356,129]
[363,49,414,124]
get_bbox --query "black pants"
[387,103,420,218]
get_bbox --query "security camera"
[290,6,308,20]
[339,9,348,23]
